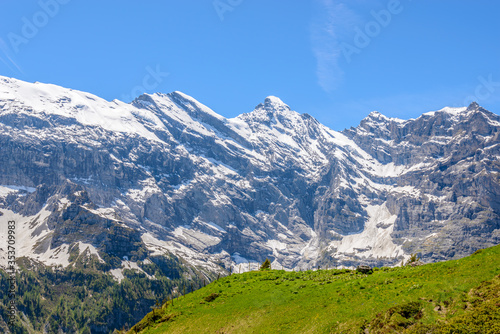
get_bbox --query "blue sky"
[0,0,499,130]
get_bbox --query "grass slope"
[126,246,500,334]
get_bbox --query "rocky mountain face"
[342,104,500,263]
[1,76,499,279]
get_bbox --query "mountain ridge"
[1,75,499,277]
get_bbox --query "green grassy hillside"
[126,246,500,334]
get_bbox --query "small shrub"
[472,249,483,256]
[368,301,423,332]
[405,253,420,266]
[356,265,373,274]
[260,258,271,271]
[204,293,219,302]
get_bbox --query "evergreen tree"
[260,258,271,271]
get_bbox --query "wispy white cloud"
[310,0,385,93]
[310,1,349,92]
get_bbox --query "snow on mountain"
[0,76,163,141]
[1,75,499,277]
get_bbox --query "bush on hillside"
[260,259,271,271]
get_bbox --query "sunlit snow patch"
[329,203,404,260]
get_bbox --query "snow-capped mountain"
[0,76,499,278]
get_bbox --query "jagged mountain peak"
[256,96,293,115]
[367,111,385,118]
[139,90,226,122]
[464,101,498,119]
[238,96,301,127]
[418,103,500,130]
[263,95,289,109]
[467,101,480,111]
[422,106,468,118]
[169,90,195,100]
[362,111,405,125]
[360,103,494,130]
